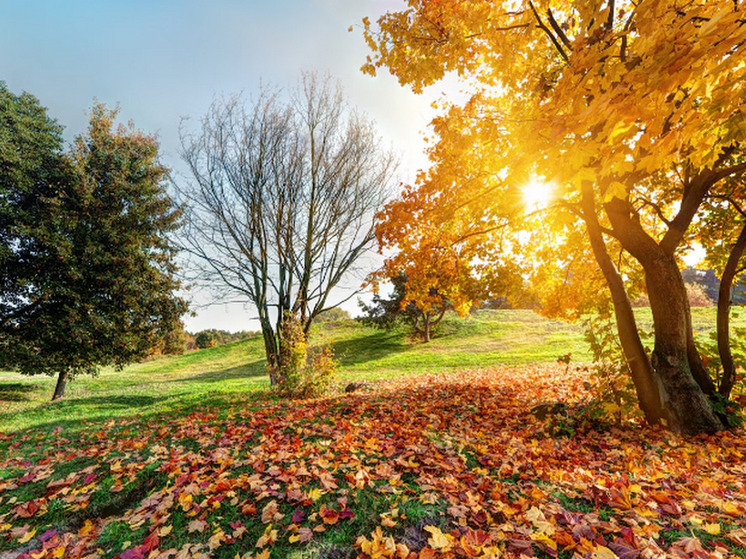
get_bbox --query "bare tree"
[178,74,396,384]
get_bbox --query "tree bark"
[643,254,723,433]
[717,222,746,399]
[600,194,722,433]
[260,318,281,386]
[52,370,69,401]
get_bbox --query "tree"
[195,330,220,349]
[363,1,746,433]
[0,100,188,400]
[361,272,451,342]
[179,74,396,386]
[698,168,746,399]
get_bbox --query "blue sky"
[1,0,449,332]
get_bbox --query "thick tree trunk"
[52,370,69,401]
[423,313,431,343]
[600,192,722,434]
[644,254,723,433]
[717,222,746,399]
[580,185,663,424]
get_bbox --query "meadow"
[1,309,745,559]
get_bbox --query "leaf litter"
[0,365,744,558]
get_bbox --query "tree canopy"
[363,0,746,433]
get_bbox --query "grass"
[1,307,742,433]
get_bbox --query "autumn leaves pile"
[0,365,744,558]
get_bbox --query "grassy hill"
[0,307,740,432]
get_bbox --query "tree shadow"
[0,382,42,402]
[328,329,414,368]
[170,360,268,383]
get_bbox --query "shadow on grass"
[0,389,273,437]
[169,361,268,383]
[329,329,413,368]
[0,382,42,402]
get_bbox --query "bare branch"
[176,74,397,366]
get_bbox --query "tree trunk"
[644,254,723,433]
[580,184,663,424]
[260,319,281,386]
[52,370,69,401]
[600,192,722,434]
[422,313,431,342]
[717,222,746,399]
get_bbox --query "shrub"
[275,313,336,398]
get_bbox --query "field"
[1,309,745,559]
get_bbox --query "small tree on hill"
[361,272,450,342]
[195,330,220,349]
[0,97,188,400]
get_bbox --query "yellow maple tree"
[363,0,746,433]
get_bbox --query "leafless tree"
[178,74,396,384]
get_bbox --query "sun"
[522,178,553,211]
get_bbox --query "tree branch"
[546,9,573,50]
[528,1,569,62]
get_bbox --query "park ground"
[1,309,745,558]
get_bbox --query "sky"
[0,0,453,332]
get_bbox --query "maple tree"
[0,98,187,400]
[361,272,453,342]
[362,0,746,433]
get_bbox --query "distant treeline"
[146,326,258,357]
[187,329,258,350]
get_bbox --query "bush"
[274,313,336,398]
[195,330,219,349]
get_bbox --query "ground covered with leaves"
[1,365,745,559]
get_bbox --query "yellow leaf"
[19,528,36,544]
[704,523,721,535]
[52,545,66,559]
[608,120,635,141]
[159,525,173,537]
[424,525,454,551]
[530,531,557,550]
[604,181,627,202]
[591,546,618,559]
[79,519,94,536]
[307,488,324,502]
[575,167,597,185]
[724,502,740,515]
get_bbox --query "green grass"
[0,307,741,432]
